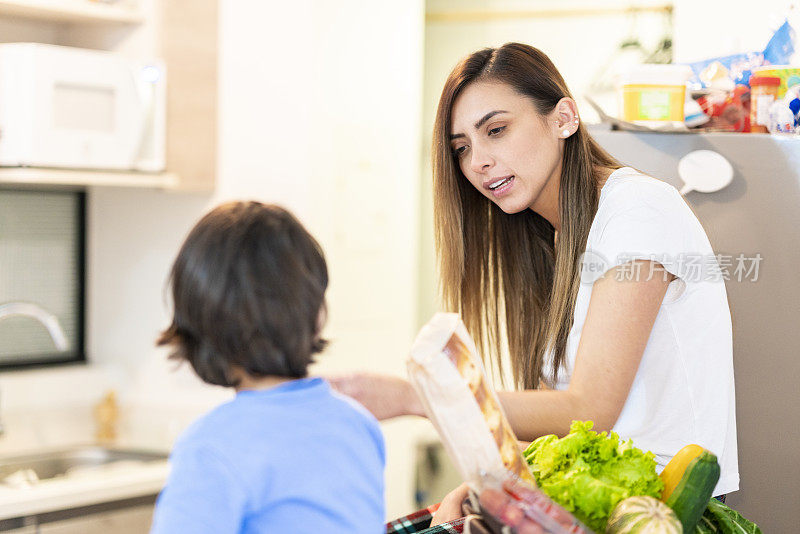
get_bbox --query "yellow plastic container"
[619,64,693,126]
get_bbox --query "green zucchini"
[665,451,720,532]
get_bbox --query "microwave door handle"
[128,66,152,168]
[135,82,156,167]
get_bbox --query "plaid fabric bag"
[385,503,466,534]
[386,490,524,534]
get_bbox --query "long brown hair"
[432,43,620,389]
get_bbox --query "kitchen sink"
[0,445,168,483]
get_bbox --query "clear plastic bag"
[475,472,594,534]
[407,313,535,486]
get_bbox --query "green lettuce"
[523,421,664,532]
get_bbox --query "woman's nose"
[469,144,494,174]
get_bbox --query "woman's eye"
[453,145,468,157]
[488,126,505,136]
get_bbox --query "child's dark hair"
[157,201,329,387]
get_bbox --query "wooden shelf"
[0,167,178,188]
[0,0,143,24]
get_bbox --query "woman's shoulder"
[600,167,684,213]
[586,167,715,279]
[594,167,699,234]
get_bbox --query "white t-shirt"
[546,166,739,496]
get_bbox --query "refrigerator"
[593,128,800,532]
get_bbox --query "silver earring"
[574,118,579,124]
[562,129,570,137]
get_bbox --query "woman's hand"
[430,483,470,526]
[327,373,425,421]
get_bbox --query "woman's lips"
[489,176,514,197]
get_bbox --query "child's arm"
[150,443,247,533]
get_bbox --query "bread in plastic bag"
[407,312,535,486]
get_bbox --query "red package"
[696,85,751,132]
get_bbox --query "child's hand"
[327,373,425,420]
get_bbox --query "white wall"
[302,3,430,518]
[673,0,798,63]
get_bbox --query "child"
[150,202,385,533]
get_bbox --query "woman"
[332,42,738,521]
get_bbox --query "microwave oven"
[0,43,165,172]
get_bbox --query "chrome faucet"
[0,302,69,437]
[0,302,68,351]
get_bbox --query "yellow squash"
[659,444,706,501]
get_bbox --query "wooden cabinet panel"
[160,0,218,192]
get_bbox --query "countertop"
[0,404,194,521]
[0,455,169,520]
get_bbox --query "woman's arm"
[330,261,674,434]
[499,260,675,441]
[328,373,425,419]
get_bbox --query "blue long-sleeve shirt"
[151,377,385,533]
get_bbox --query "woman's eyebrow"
[474,110,508,129]
[449,110,509,140]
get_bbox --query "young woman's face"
[450,81,563,215]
